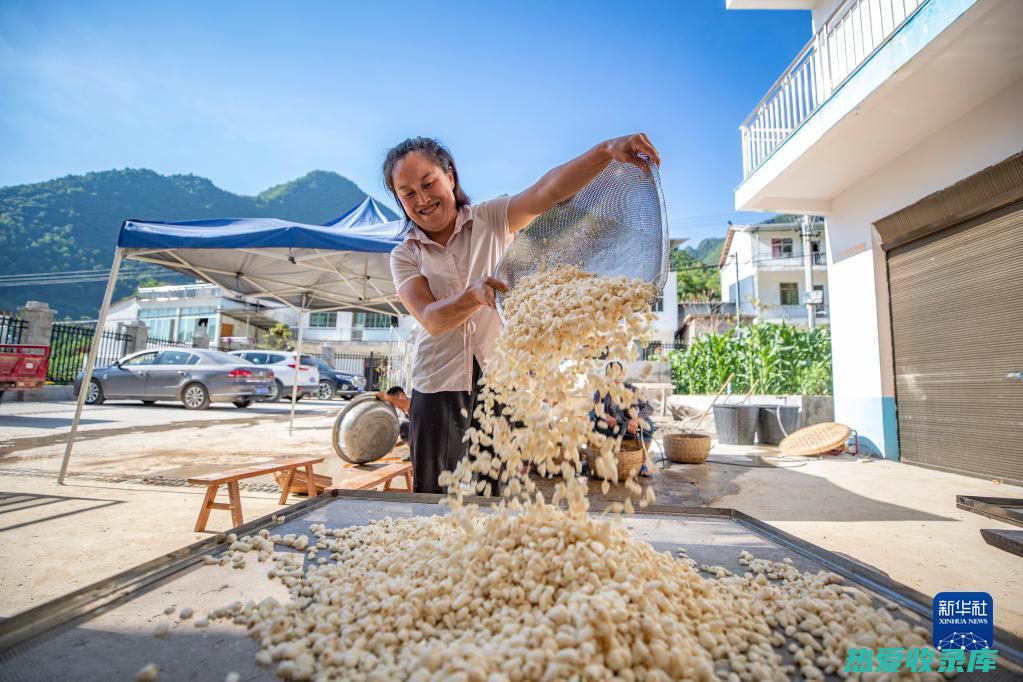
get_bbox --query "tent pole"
[289,301,306,436]
[58,248,125,484]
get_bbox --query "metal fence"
[638,342,684,361]
[0,315,26,344]
[146,335,193,350]
[331,352,390,392]
[47,322,134,384]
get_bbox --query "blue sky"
[0,0,810,242]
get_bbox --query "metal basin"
[331,394,399,464]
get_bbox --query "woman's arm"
[506,133,660,234]
[398,275,509,336]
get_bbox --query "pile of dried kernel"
[157,266,942,682]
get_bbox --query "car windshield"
[302,356,327,370]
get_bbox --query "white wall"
[826,77,1023,457]
[650,271,678,344]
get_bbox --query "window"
[156,351,199,365]
[779,282,799,305]
[242,352,268,365]
[309,312,337,328]
[771,238,794,258]
[122,352,159,366]
[650,297,664,312]
[353,312,397,328]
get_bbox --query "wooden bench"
[330,461,413,493]
[187,456,324,532]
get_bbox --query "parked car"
[228,351,318,402]
[75,349,274,410]
[301,356,365,400]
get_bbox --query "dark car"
[74,349,274,409]
[302,356,365,400]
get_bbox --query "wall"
[720,230,756,308]
[826,77,1023,457]
[754,269,829,324]
[650,271,678,344]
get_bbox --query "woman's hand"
[467,276,509,310]
[604,133,660,168]
[627,418,639,435]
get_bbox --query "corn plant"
[668,322,832,395]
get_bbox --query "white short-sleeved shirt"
[390,196,512,394]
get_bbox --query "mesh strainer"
[495,156,669,317]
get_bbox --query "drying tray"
[1,490,1021,681]
[956,495,1023,528]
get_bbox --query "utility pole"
[801,215,816,330]
[733,252,740,326]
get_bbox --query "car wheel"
[182,383,210,410]
[141,400,156,405]
[265,379,283,403]
[318,380,335,401]
[233,399,252,408]
[85,379,105,405]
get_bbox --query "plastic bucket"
[756,405,801,445]
[712,404,760,445]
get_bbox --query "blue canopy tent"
[321,197,406,240]
[59,215,405,483]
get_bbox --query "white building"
[649,270,680,346]
[718,220,829,325]
[729,0,1023,484]
[106,282,414,354]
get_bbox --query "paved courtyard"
[1,398,1020,635]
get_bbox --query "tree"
[260,323,293,350]
[135,276,164,291]
[671,249,721,300]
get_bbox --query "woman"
[386,134,660,494]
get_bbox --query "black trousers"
[408,361,482,494]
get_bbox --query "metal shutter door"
[887,201,1023,485]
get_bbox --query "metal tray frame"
[957,495,1023,528]
[2,490,1021,669]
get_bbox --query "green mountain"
[683,237,725,265]
[0,169,396,319]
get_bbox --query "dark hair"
[605,361,624,372]
[386,386,406,397]
[382,137,470,234]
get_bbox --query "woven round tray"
[779,422,851,456]
[663,432,711,464]
[272,469,333,496]
[583,439,645,482]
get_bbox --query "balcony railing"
[752,252,828,267]
[740,0,929,179]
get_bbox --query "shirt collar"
[405,205,473,246]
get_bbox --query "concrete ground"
[1,399,1020,636]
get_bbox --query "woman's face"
[392,152,457,234]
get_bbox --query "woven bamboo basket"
[779,422,851,456]
[663,432,711,464]
[583,438,645,482]
[272,469,333,497]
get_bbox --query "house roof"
[718,226,737,269]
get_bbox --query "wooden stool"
[187,456,324,532]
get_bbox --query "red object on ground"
[0,345,50,401]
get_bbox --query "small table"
[631,382,674,416]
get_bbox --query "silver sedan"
[75,349,275,410]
